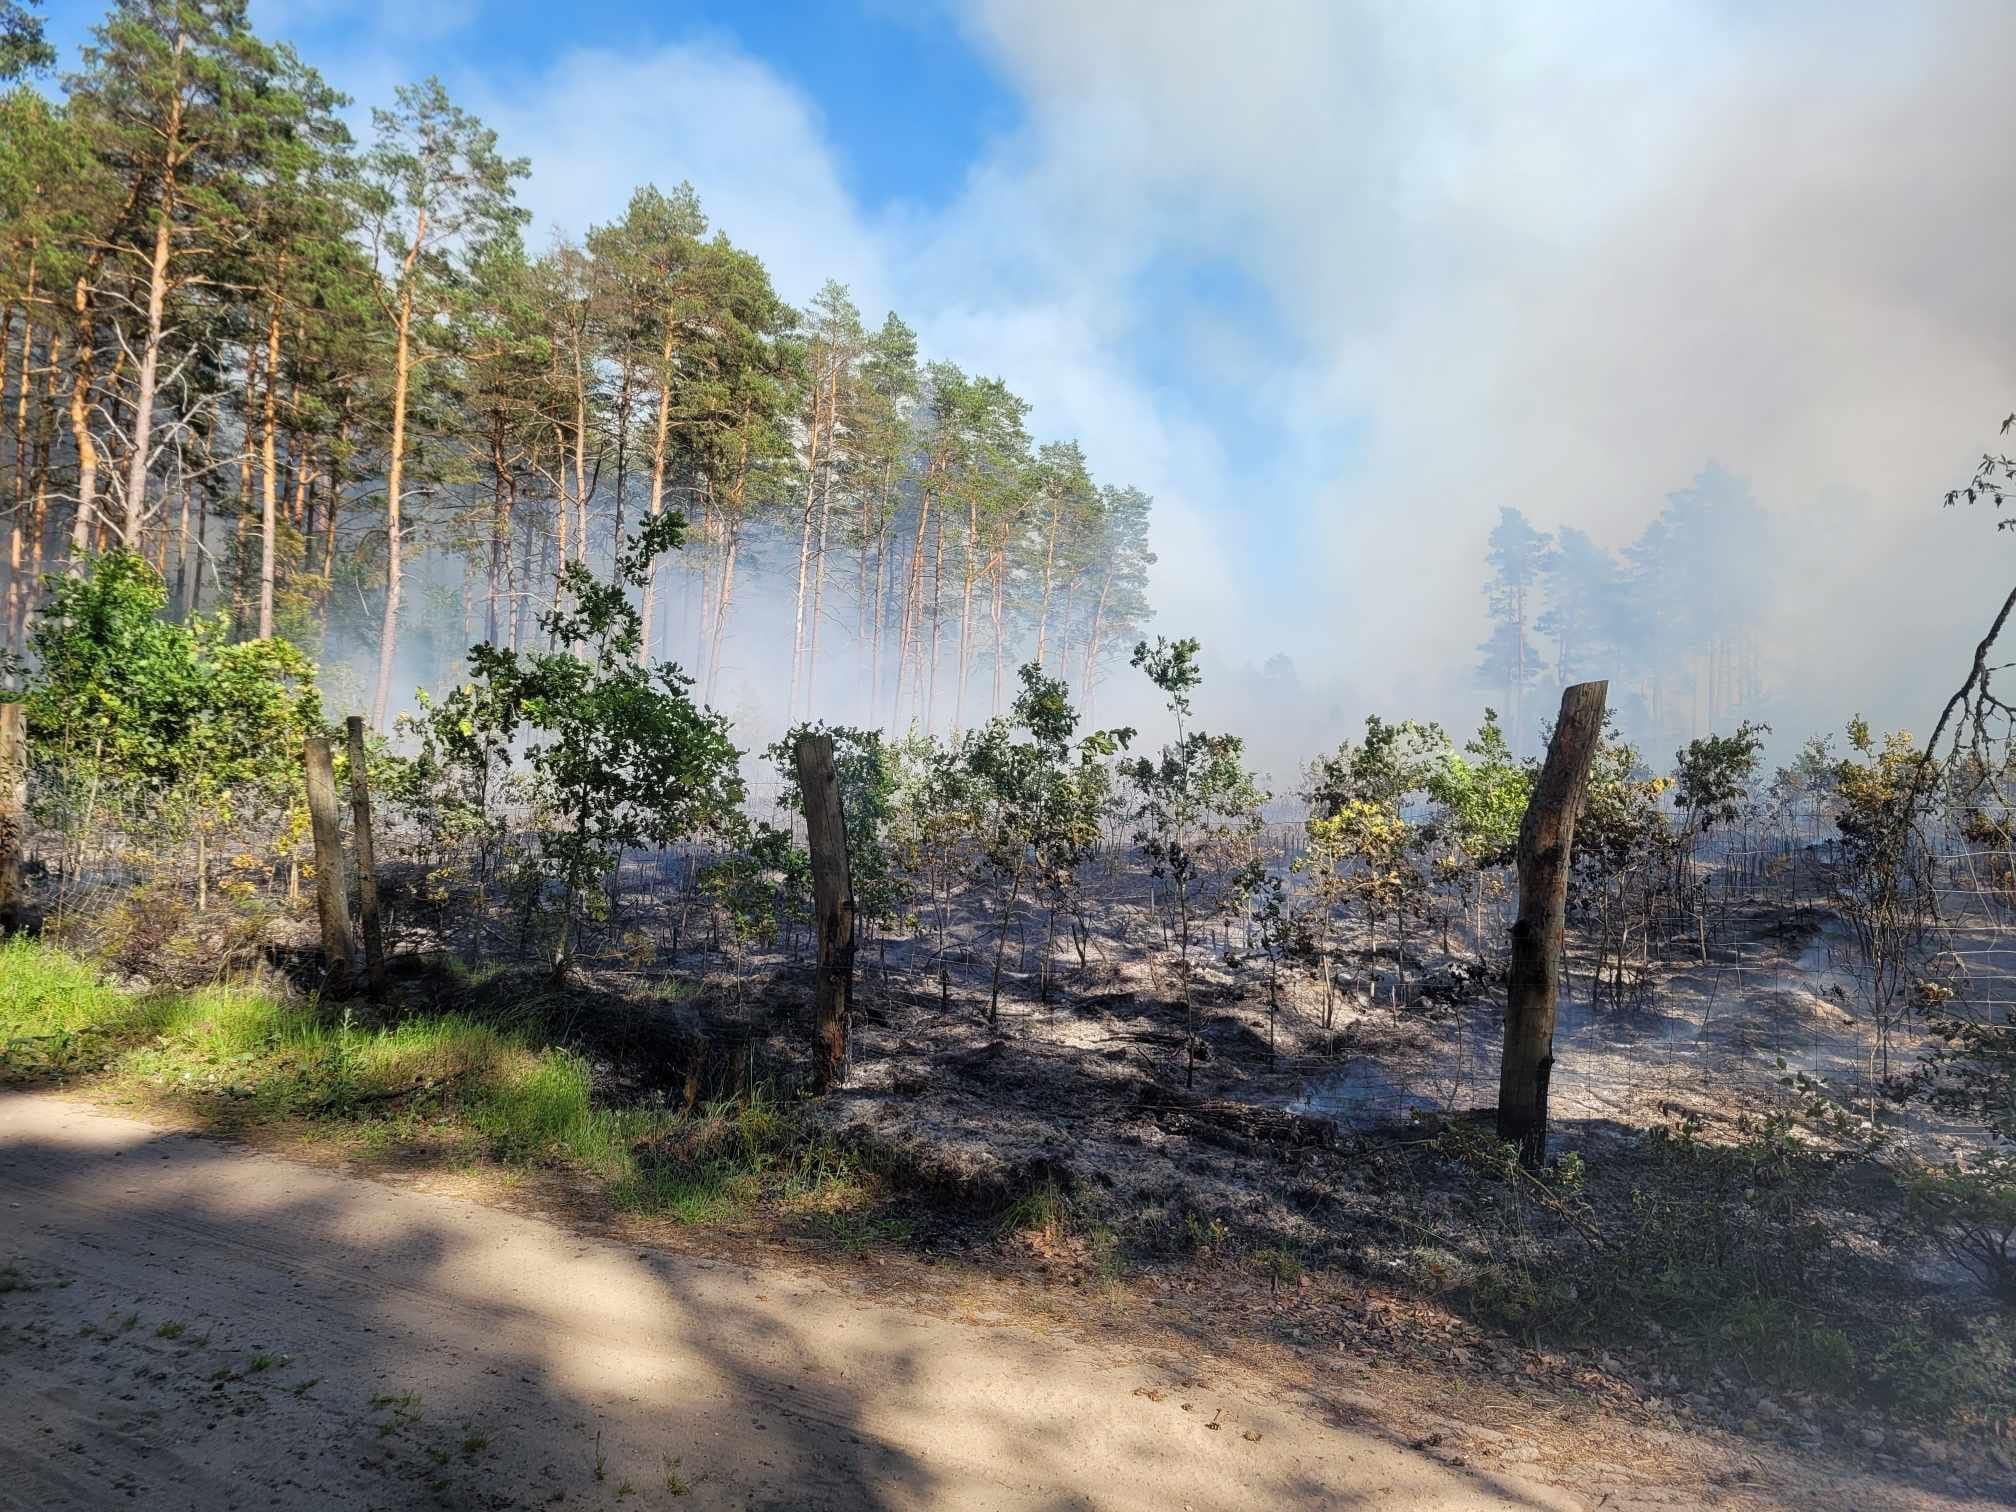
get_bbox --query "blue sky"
[33,0,2016,744]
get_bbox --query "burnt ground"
[26,842,2016,1505]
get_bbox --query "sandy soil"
[0,1089,1607,1512]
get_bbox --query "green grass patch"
[0,938,874,1230]
[0,934,169,1054]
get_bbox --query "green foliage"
[23,550,322,855]
[1296,713,1447,1005]
[695,824,802,960]
[964,663,1131,1016]
[0,933,135,1043]
[1125,639,1266,939]
[1424,709,1532,869]
[1834,717,1922,864]
[1768,733,1837,822]
[1307,713,1447,819]
[1124,638,1265,1073]
[1673,719,1769,837]
[1568,721,1674,909]
[404,516,742,972]
[1868,1314,2016,1431]
[0,0,51,79]
[762,722,908,925]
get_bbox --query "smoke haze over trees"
[4,0,2014,773]
[0,0,1161,751]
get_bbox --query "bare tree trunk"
[346,716,386,994]
[990,550,1006,716]
[608,359,634,579]
[7,291,28,640]
[485,409,511,644]
[807,466,833,710]
[172,480,191,619]
[894,490,932,726]
[638,335,675,667]
[66,278,98,568]
[369,234,421,730]
[122,96,183,547]
[796,731,856,1090]
[870,528,887,720]
[1034,501,1059,669]
[1498,678,1607,1169]
[706,527,739,705]
[303,735,352,986]
[512,514,536,652]
[788,375,824,719]
[1080,567,1112,722]
[926,510,945,732]
[256,300,282,638]
[954,500,976,729]
[0,702,23,927]
[316,430,341,615]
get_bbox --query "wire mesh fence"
[14,764,2011,1149]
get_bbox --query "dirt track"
[0,1091,1606,1511]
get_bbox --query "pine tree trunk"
[65,278,97,568]
[990,550,1006,716]
[926,510,944,732]
[954,500,976,729]
[1034,502,1059,670]
[256,301,282,639]
[638,335,674,667]
[808,465,833,708]
[1080,568,1112,722]
[788,423,820,720]
[486,409,511,644]
[870,528,887,721]
[894,488,932,727]
[706,527,739,706]
[122,135,181,545]
[609,360,634,580]
[172,481,192,620]
[369,227,423,730]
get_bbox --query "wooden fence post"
[0,702,24,928]
[346,715,386,995]
[303,735,352,986]
[1498,679,1607,1169]
[794,731,855,1091]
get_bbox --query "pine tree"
[788,280,865,721]
[1536,525,1623,691]
[1076,483,1154,720]
[359,76,526,730]
[1476,505,1552,750]
[67,0,307,547]
[0,1,53,80]
[849,311,916,718]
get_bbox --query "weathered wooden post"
[0,701,24,928]
[794,731,855,1092]
[346,716,386,995]
[1498,679,1607,1170]
[303,735,353,986]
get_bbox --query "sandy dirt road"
[0,1091,1605,1511]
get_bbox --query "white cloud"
[466,44,886,307]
